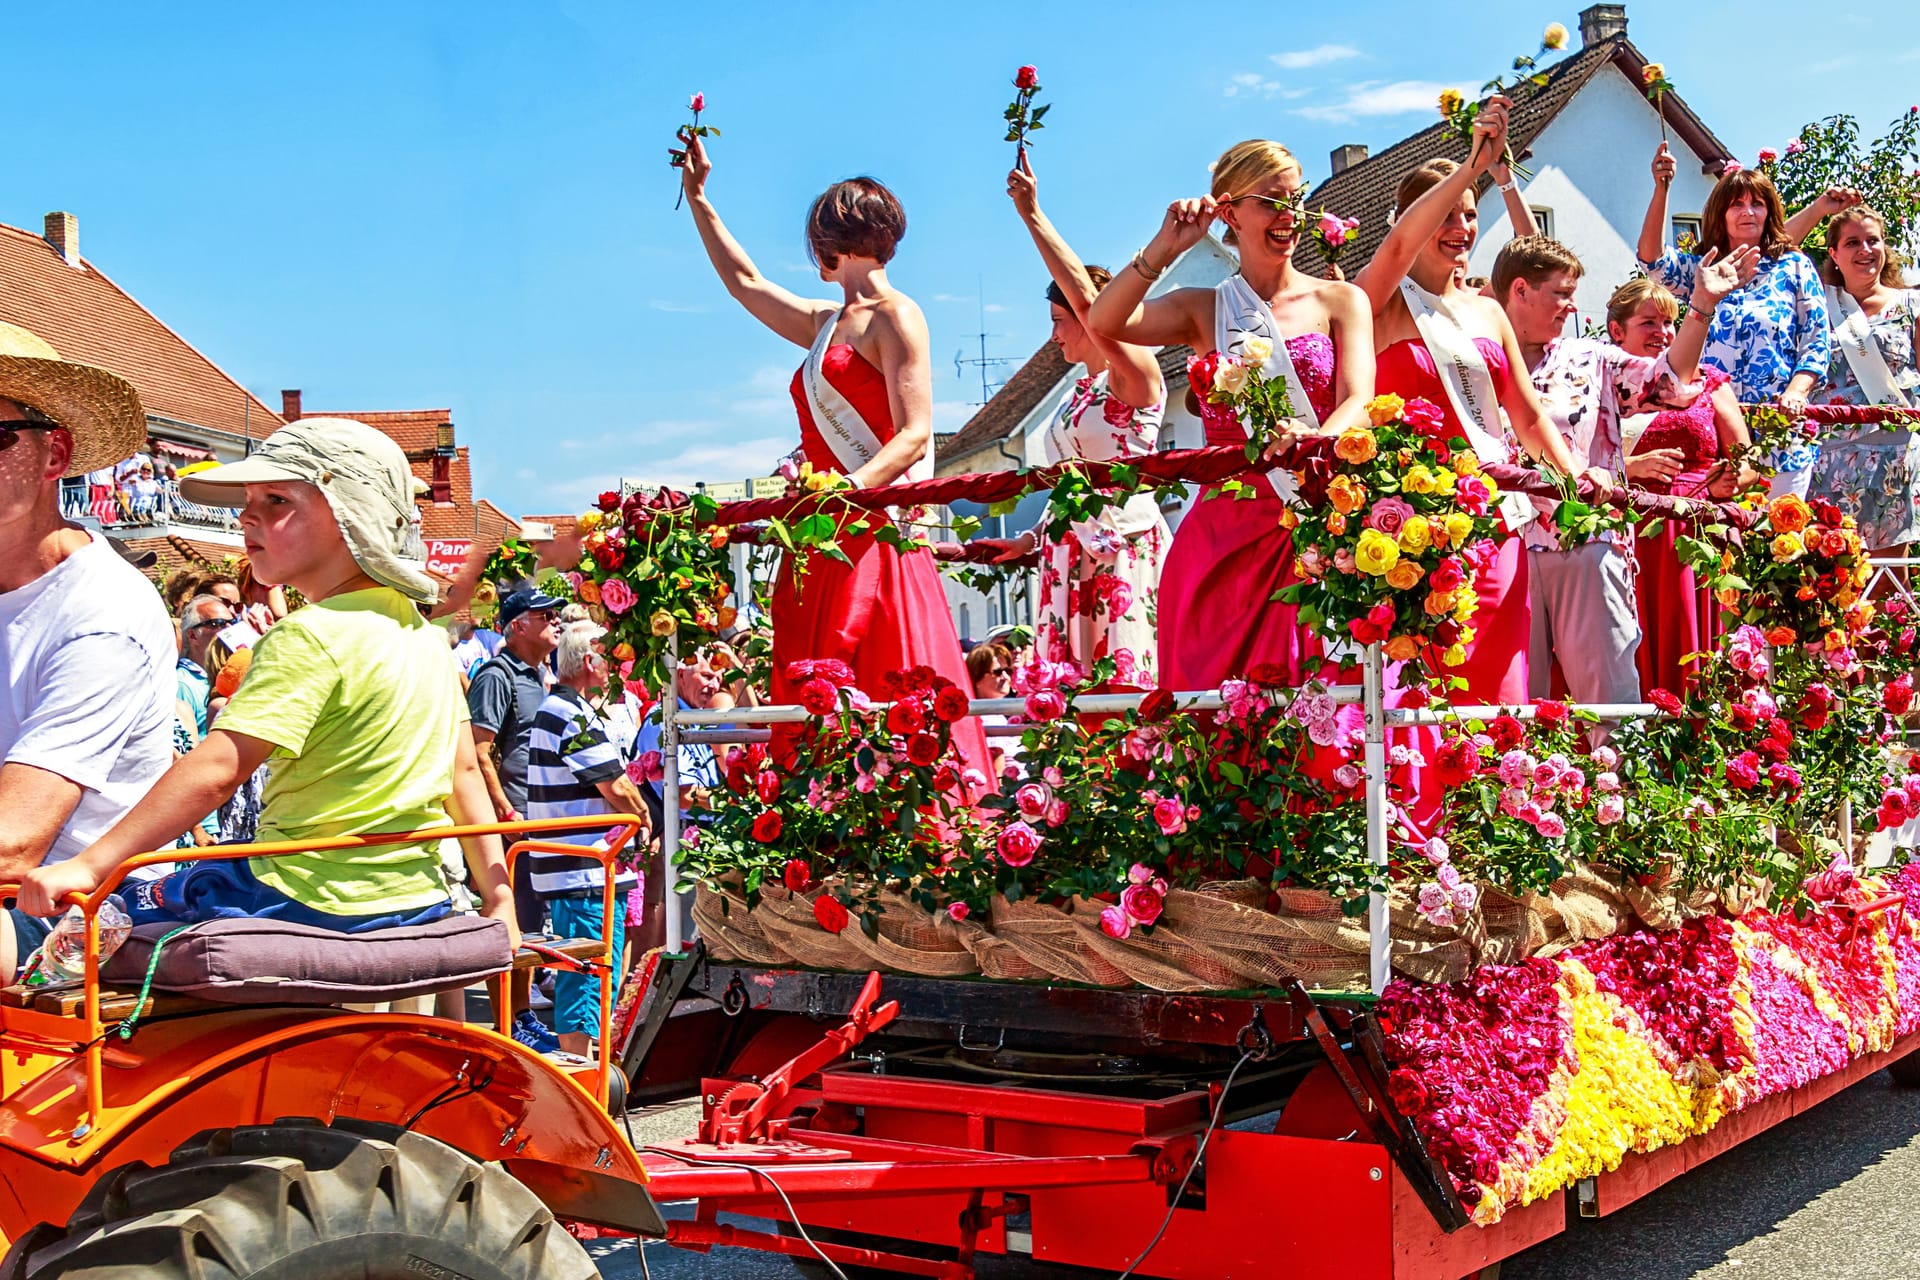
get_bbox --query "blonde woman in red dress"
[676,131,989,782]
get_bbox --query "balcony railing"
[60,479,241,534]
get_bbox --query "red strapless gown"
[1633,368,1730,697]
[1157,332,1339,691]
[772,345,991,783]
[1376,336,1529,708]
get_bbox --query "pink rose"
[947,901,970,922]
[1365,496,1415,538]
[599,577,638,615]
[1152,797,1187,835]
[627,750,664,785]
[1014,783,1050,819]
[1333,547,1359,576]
[1099,904,1132,939]
[997,820,1042,866]
[1025,689,1067,721]
[1454,475,1491,516]
[1121,883,1165,927]
[1785,139,1806,156]
[689,92,706,113]
[1534,811,1567,839]
[1722,159,1742,177]
[1596,794,1625,824]
[1044,798,1070,827]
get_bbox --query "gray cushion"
[103,914,513,1004]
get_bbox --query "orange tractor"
[0,818,666,1278]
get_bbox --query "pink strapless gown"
[1157,332,1338,691]
[772,345,991,783]
[1376,336,1528,708]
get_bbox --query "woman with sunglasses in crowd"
[1088,137,1375,693]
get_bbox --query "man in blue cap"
[467,585,562,1049]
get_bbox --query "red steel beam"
[667,1219,968,1278]
[817,1071,1209,1136]
[641,1150,1157,1202]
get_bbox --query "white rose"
[1214,358,1250,396]
[1239,335,1273,369]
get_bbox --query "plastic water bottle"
[23,899,133,987]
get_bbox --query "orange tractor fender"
[0,1005,659,1249]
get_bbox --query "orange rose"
[718,606,739,629]
[613,642,636,662]
[708,526,732,549]
[1327,511,1349,535]
[1334,428,1378,465]
[1328,474,1368,514]
[1385,635,1421,662]
[576,578,602,605]
[1768,494,1811,533]
[1764,625,1795,646]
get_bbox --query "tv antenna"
[952,288,1019,406]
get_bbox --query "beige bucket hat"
[0,321,146,477]
[179,417,440,604]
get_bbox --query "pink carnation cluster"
[1573,918,1746,1071]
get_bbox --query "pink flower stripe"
[1381,865,1920,1224]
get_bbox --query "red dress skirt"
[1633,369,1731,696]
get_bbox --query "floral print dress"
[1643,247,1831,488]
[1810,288,1920,548]
[1031,371,1169,689]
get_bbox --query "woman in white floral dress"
[981,154,1170,690]
[1807,204,1920,552]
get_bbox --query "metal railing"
[59,480,241,534]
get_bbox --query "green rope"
[114,925,193,1040]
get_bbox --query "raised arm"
[1319,282,1379,433]
[678,130,834,348]
[1008,155,1164,409]
[1489,158,1539,238]
[1666,245,1758,382]
[1355,97,1508,312]
[1638,143,1677,266]
[1784,185,1861,251]
[1085,197,1216,352]
[854,300,937,488]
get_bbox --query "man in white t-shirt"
[0,321,174,980]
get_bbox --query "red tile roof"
[0,221,282,438]
[115,533,243,589]
[293,407,451,451]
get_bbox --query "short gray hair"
[179,593,227,632]
[555,619,607,679]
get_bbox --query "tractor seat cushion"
[103,914,513,1003]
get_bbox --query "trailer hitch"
[682,970,900,1155]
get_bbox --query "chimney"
[1578,3,1627,48]
[281,389,303,421]
[43,212,80,267]
[1330,143,1369,175]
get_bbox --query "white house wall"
[1467,64,1720,332]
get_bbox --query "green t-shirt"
[214,586,463,916]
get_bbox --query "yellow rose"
[1385,560,1423,591]
[1276,504,1300,530]
[1771,531,1805,563]
[1444,512,1475,545]
[1543,21,1569,50]
[577,510,603,533]
[1398,515,1432,553]
[1854,563,1872,586]
[649,609,676,637]
[576,578,602,605]
[1643,62,1666,85]
[1481,474,1501,502]
[1354,528,1401,576]
[1327,510,1348,535]
[1239,335,1273,368]
[1824,628,1848,653]
[1433,468,1457,494]
[1214,358,1250,396]
[1442,643,1469,667]
[1385,635,1421,662]
[1335,428,1379,465]
[1437,88,1465,118]
[1452,591,1477,622]
[1367,394,1406,426]
[1424,590,1455,617]
[1403,464,1437,495]
[1328,474,1368,514]
[1453,449,1481,474]
[474,580,498,605]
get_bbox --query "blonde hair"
[1209,140,1303,203]
[1822,204,1907,289]
[1605,277,1679,331]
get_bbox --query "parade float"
[594,388,1920,1278]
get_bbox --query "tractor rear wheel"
[0,1118,596,1280]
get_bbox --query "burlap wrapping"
[1061,895,1249,993]
[986,895,1132,988]
[1522,865,1633,957]
[692,880,786,965]
[839,888,981,978]
[751,885,875,971]
[1619,874,1723,931]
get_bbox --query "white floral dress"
[1811,288,1920,547]
[1032,371,1169,689]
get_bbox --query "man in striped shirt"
[524,620,653,1055]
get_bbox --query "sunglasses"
[0,421,56,452]
[186,616,234,634]
[1226,189,1309,219]
[991,667,1012,677]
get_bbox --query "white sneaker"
[527,985,554,1010]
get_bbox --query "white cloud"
[1291,79,1458,124]
[1270,44,1360,70]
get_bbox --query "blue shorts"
[124,858,452,933]
[547,891,627,1038]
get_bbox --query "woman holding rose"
[674,129,988,783]
[1087,137,1375,691]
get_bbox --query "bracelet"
[1130,249,1165,281]
[1497,178,1517,192]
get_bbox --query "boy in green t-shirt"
[19,419,515,940]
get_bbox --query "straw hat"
[0,321,145,478]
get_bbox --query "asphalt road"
[588,1068,1920,1279]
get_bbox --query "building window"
[1671,216,1703,253]
[958,605,972,642]
[1529,206,1554,239]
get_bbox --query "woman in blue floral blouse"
[1638,145,1831,491]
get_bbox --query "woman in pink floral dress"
[982,155,1170,690]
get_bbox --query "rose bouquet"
[1680,492,1871,663]
[573,486,737,690]
[1276,393,1508,674]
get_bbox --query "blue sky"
[9,2,1917,516]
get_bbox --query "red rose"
[906,733,943,766]
[1140,688,1176,722]
[1014,64,1039,90]
[1533,700,1569,727]
[1728,704,1757,732]
[782,859,812,892]
[1187,351,1221,399]
[813,895,850,933]
[755,770,781,804]
[996,819,1042,867]
[933,764,959,791]
[933,686,971,722]
[1487,714,1525,752]
[1886,674,1914,715]
[1435,736,1481,786]
[1725,751,1760,790]
[799,678,839,716]
[1248,662,1289,687]
[596,490,622,513]
[751,810,784,843]
[1121,883,1165,927]
[1402,398,1446,438]
[1428,557,1465,593]
[1649,688,1684,715]
[886,699,926,736]
[1432,618,1462,647]
[907,665,939,692]
[1386,1068,1429,1116]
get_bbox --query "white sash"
[801,310,934,482]
[1397,278,1533,530]
[1828,285,1912,409]
[1214,275,1321,501]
